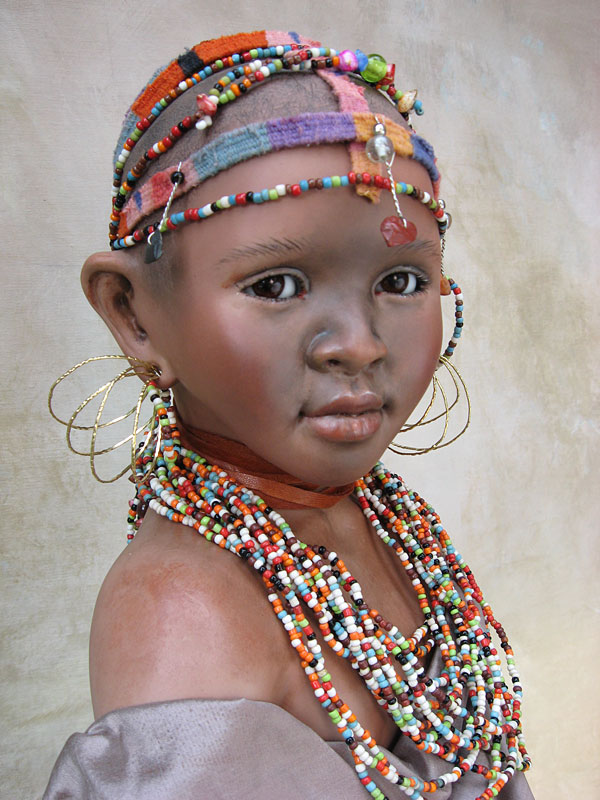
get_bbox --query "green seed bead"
[332,175,341,187]
[250,49,258,58]
[214,59,224,69]
[268,189,278,201]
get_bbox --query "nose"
[305,308,388,375]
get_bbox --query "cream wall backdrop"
[2,1,598,798]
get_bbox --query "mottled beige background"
[1,1,598,798]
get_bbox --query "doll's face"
[139,144,443,485]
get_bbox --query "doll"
[45,30,532,800]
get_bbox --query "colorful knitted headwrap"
[109,31,448,253]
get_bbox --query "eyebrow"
[389,238,441,257]
[216,236,308,266]
[216,233,440,267]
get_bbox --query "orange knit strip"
[131,31,270,119]
[192,30,269,67]
[132,62,185,117]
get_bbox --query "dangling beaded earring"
[366,116,418,246]
[388,246,469,454]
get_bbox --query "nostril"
[327,359,341,367]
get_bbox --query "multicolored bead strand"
[442,277,464,359]
[111,170,449,252]
[127,385,530,799]
[110,34,435,252]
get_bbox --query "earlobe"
[81,251,177,389]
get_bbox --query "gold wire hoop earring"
[48,355,164,483]
[387,356,471,456]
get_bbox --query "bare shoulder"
[90,510,291,719]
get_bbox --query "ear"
[81,250,177,389]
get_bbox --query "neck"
[177,417,356,511]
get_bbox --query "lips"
[302,394,384,443]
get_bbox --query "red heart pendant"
[380,216,417,246]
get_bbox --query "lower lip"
[303,411,383,442]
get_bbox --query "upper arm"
[89,515,290,719]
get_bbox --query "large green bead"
[360,53,387,83]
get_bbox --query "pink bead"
[338,49,359,72]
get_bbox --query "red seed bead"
[235,193,247,205]
[362,172,372,185]
[291,184,302,196]
[348,171,357,184]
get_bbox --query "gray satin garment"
[43,696,534,799]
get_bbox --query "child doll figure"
[44,31,533,800]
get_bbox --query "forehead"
[170,143,440,273]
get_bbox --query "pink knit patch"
[318,72,380,201]
[150,171,173,209]
[265,31,322,48]
[318,71,370,112]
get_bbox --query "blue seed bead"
[414,99,424,115]
[323,176,332,188]
[299,180,309,191]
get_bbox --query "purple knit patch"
[266,112,357,150]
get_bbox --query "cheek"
[179,307,301,414]
[387,300,443,406]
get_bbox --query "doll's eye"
[243,273,306,301]
[375,270,425,296]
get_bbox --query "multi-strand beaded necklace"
[127,385,530,799]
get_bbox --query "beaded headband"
[110,31,450,260]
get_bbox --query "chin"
[285,441,390,487]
